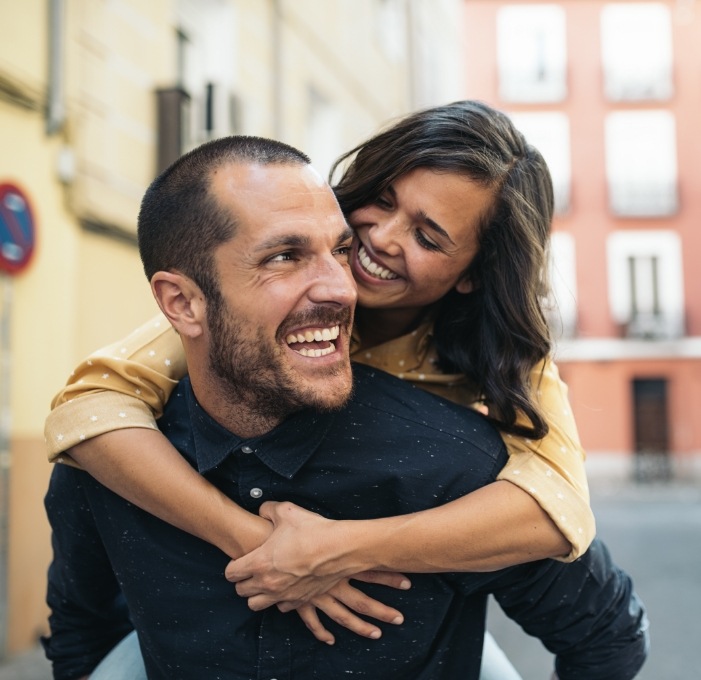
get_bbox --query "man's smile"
[285,325,340,357]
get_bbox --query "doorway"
[632,377,671,481]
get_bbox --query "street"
[488,480,701,679]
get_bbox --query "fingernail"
[392,615,404,625]
[400,579,411,590]
[325,639,335,646]
[370,630,382,639]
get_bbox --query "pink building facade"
[463,0,701,480]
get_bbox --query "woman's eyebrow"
[417,210,456,246]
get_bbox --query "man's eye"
[335,245,352,259]
[269,252,294,262]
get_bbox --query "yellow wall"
[0,0,463,657]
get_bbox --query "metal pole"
[0,275,12,658]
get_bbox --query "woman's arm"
[69,429,273,556]
[46,315,407,642]
[227,359,594,608]
[227,480,569,610]
[496,358,596,561]
[46,313,270,555]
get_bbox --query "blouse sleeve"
[495,358,596,562]
[45,313,187,462]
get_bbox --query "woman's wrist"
[321,518,395,576]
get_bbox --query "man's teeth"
[358,245,398,280]
[297,346,335,357]
[285,325,340,357]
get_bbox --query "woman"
[46,101,593,673]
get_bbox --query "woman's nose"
[369,215,403,256]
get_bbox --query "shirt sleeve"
[41,465,134,680]
[45,313,187,462]
[447,539,649,680]
[496,358,595,561]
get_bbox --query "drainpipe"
[47,0,66,135]
[271,0,283,139]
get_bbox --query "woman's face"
[348,167,495,314]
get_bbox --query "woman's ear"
[151,271,206,338]
[455,275,474,295]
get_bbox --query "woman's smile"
[349,168,493,312]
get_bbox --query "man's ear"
[151,271,206,338]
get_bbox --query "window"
[497,4,567,103]
[607,230,684,339]
[375,0,406,62]
[510,112,571,214]
[546,232,578,338]
[305,87,341,182]
[174,0,239,149]
[605,111,678,217]
[601,3,673,101]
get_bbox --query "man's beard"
[206,293,353,422]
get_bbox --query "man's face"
[205,162,357,421]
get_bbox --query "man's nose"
[307,256,357,308]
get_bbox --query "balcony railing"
[608,182,678,217]
[624,312,684,340]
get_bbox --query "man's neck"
[191,376,285,439]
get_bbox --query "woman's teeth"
[358,245,398,280]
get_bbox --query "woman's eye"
[375,195,392,209]
[415,230,440,251]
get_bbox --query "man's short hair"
[138,136,311,299]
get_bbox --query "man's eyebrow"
[253,234,311,252]
[337,224,354,245]
[253,225,353,253]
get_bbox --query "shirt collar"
[183,379,335,478]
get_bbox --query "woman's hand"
[225,501,411,643]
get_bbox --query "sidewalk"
[0,645,51,680]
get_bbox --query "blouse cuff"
[45,393,159,462]
[497,458,596,562]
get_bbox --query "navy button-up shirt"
[43,364,648,680]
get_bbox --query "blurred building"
[463,0,701,482]
[0,0,464,658]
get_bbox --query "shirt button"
[241,445,253,454]
[250,488,263,499]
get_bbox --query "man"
[43,136,648,679]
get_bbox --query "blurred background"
[0,0,700,677]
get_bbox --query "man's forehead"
[209,160,349,251]
[210,160,331,202]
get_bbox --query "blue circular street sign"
[0,183,36,275]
